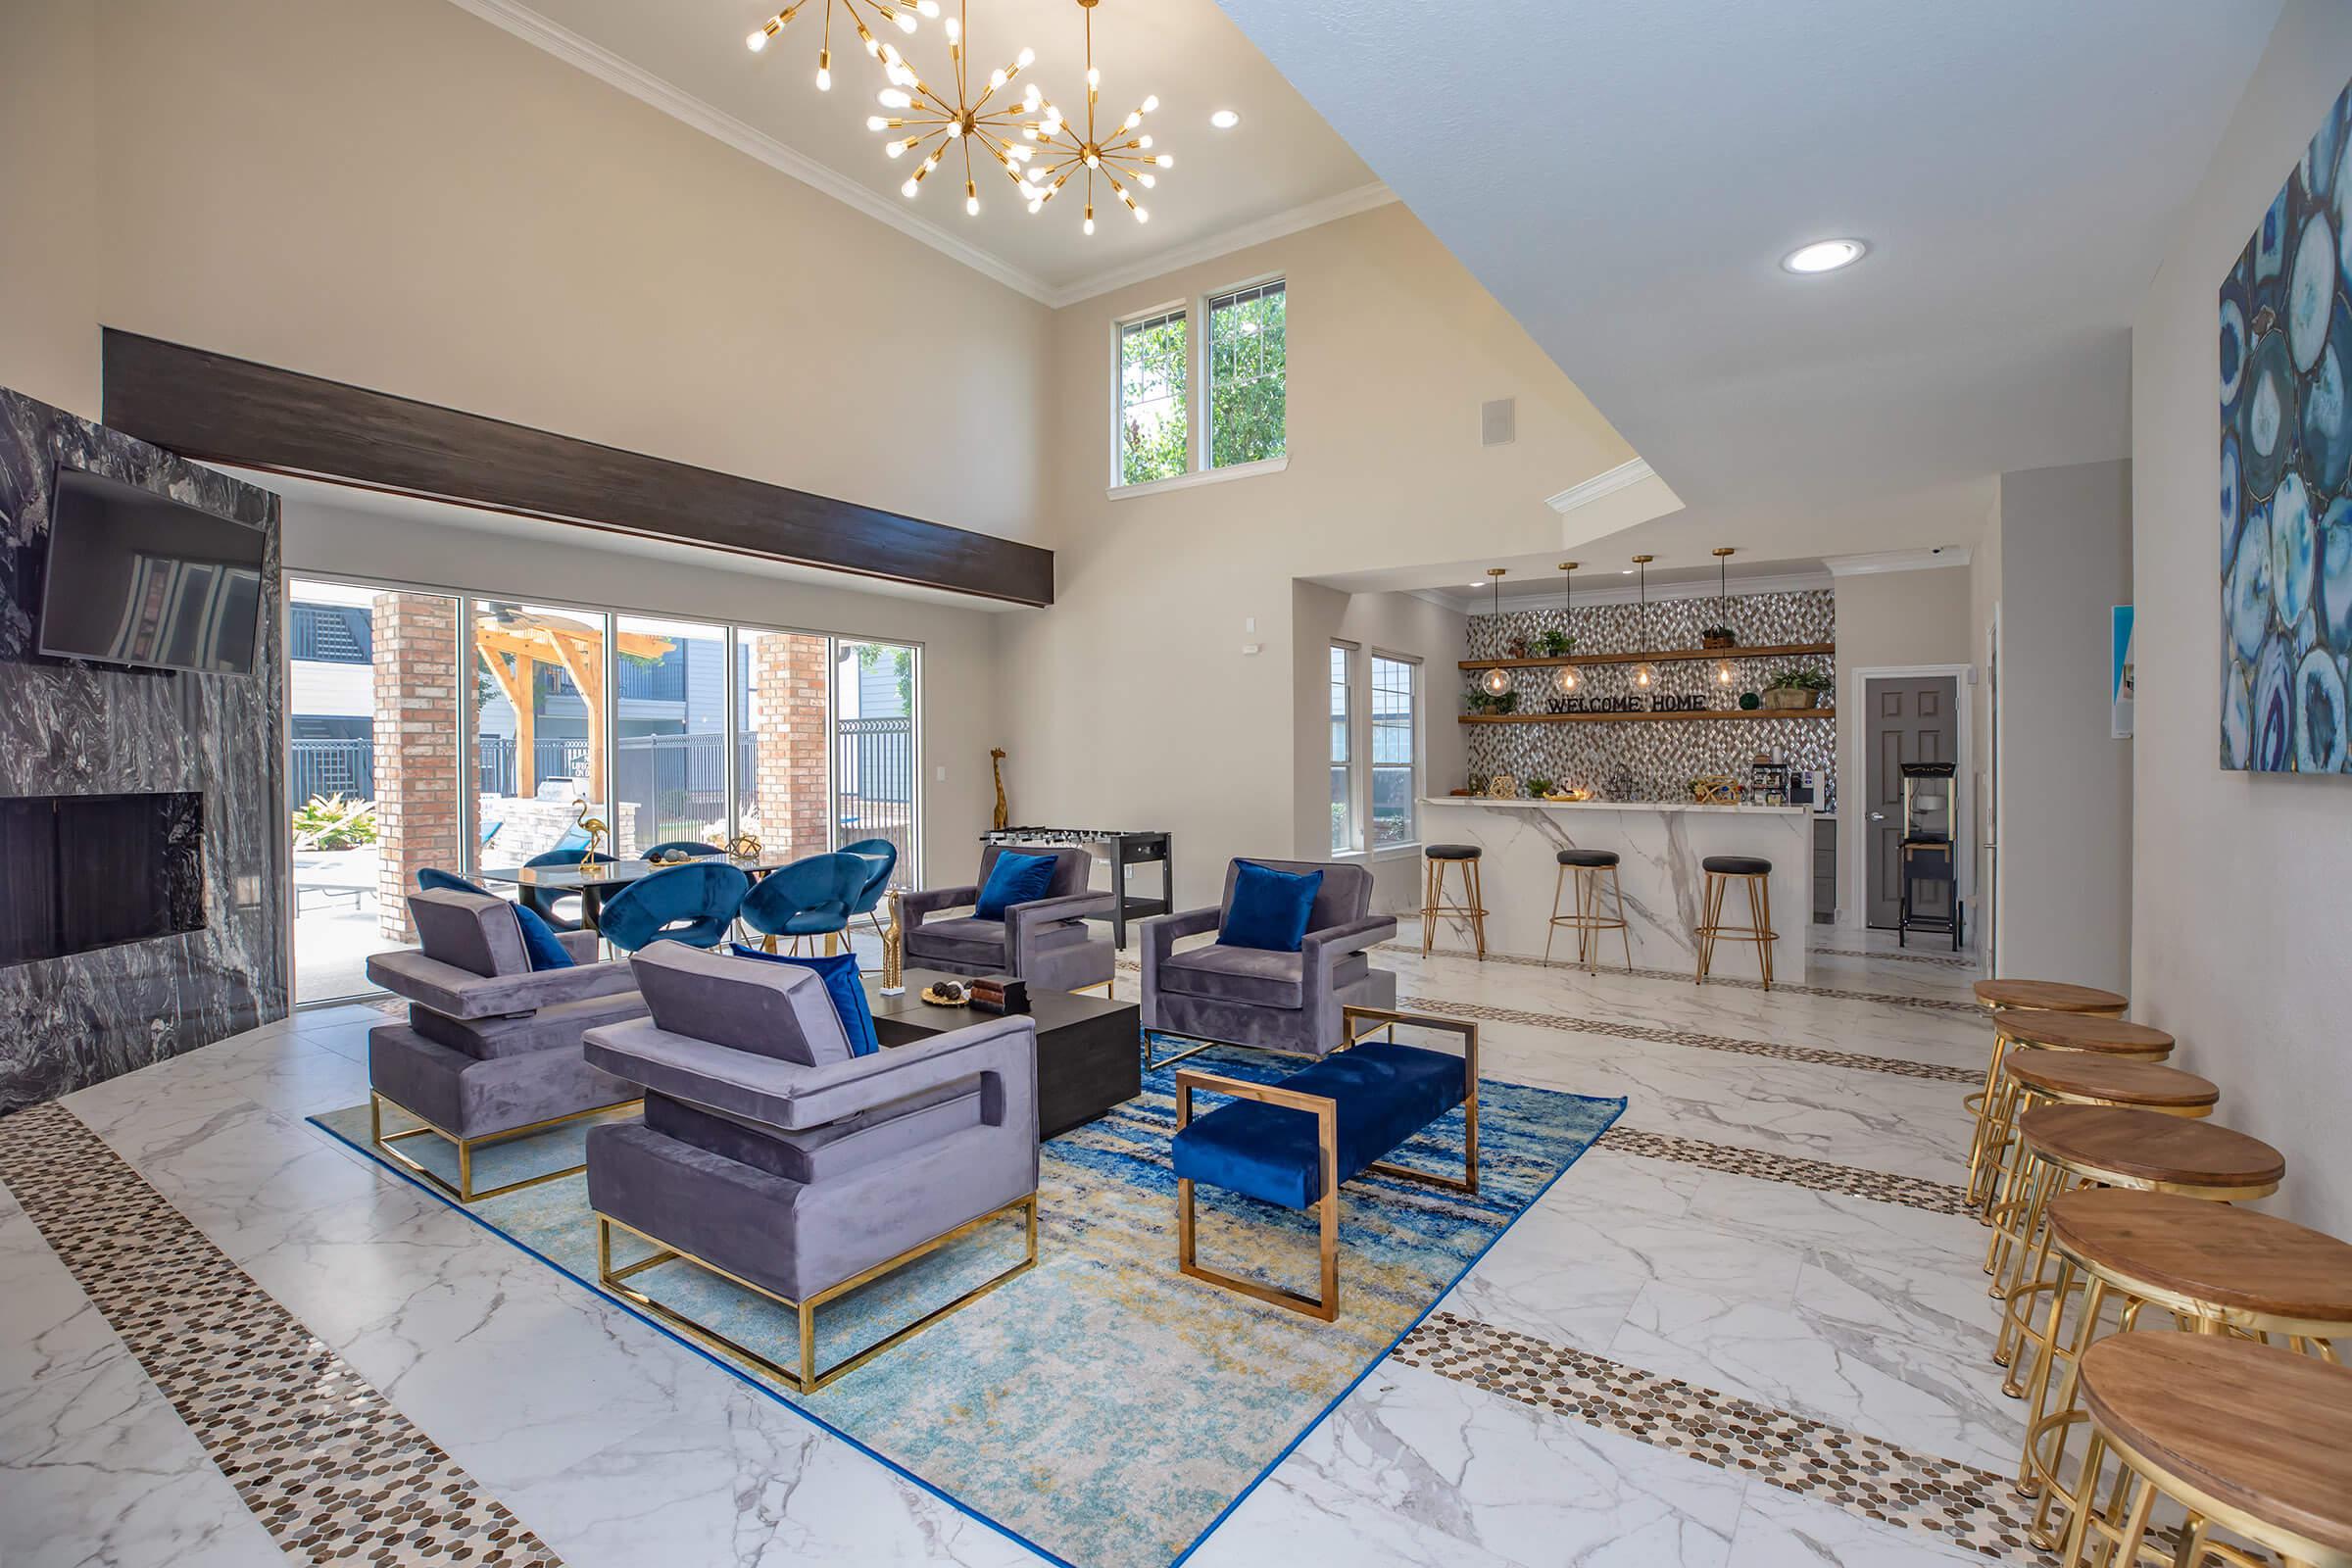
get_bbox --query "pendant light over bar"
[1555,562,1580,693]
[1631,556,1656,689]
[1480,568,1512,695]
[1713,546,1737,684]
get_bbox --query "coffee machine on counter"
[1788,768,1830,809]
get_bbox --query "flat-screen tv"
[37,465,266,676]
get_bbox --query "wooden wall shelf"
[1460,708,1837,724]
[1458,641,1834,671]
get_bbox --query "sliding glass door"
[834,639,918,890]
[287,578,463,1004]
[612,614,728,855]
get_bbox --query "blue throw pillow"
[1218,861,1324,953]
[730,944,881,1057]
[975,851,1057,921]
[416,866,491,896]
[512,903,577,970]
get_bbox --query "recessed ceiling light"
[1782,238,1868,274]
[1210,109,1240,129]
[1620,568,1635,575]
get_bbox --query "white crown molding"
[1459,568,1835,612]
[445,0,1396,313]
[1821,547,1973,576]
[1544,458,1656,514]
[444,0,1061,305]
[1044,182,1398,307]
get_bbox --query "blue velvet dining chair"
[840,837,900,937]
[416,866,492,896]
[738,852,867,956]
[595,860,752,954]
[518,847,618,932]
[644,839,725,859]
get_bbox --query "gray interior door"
[1866,675,1957,928]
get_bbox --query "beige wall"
[2131,0,2352,1236]
[283,495,1006,884]
[999,203,1637,906]
[1992,460,2133,991]
[1831,565,1975,926]
[0,0,99,418]
[1967,486,2005,944]
[72,0,1051,542]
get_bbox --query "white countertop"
[1420,797,1813,817]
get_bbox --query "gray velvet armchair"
[580,943,1040,1393]
[365,888,648,1201]
[1138,858,1397,1069]
[902,842,1115,992]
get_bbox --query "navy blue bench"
[1171,1007,1479,1320]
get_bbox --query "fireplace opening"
[0,791,205,967]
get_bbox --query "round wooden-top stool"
[1993,1104,2284,1395]
[2062,1335,2352,1568]
[1981,1048,2209,1283]
[1692,855,1775,992]
[1545,848,1630,974]
[1964,979,2132,1210]
[1421,844,1488,961]
[1966,1003,2155,1214]
[2020,1190,2352,1550]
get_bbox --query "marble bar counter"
[1416,798,1814,982]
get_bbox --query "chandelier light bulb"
[966,193,979,215]
[1153,153,1172,167]
[1137,133,1152,148]
[1136,172,1153,187]
[878,87,911,108]
[1557,664,1579,694]
[1717,661,1735,685]
[902,177,920,198]
[1084,151,1100,168]
[886,139,906,157]
[816,64,831,89]
[1084,215,1095,234]
[944,14,958,41]
[1125,111,1142,129]
[916,0,939,14]
[1028,198,1044,214]
[1635,663,1654,689]
[747,28,769,51]
[990,68,1007,89]
[895,9,917,29]
[1133,206,1148,222]
[1016,46,1035,67]
[1142,94,1159,113]
[1088,66,1101,87]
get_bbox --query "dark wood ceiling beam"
[99,329,1054,607]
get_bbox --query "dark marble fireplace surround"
[0,387,287,1112]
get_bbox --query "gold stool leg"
[1610,866,1632,971]
[1544,864,1566,966]
[1421,857,1438,957]
[1965,1020,2016,1208]
[1467,858,1487,960]
[1693,872,1717,984]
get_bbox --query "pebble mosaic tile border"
[1593,1127,1975,1216]
[1396,943,1982,1014]
[1815,947,1980,972]
[0,1102,563,1567]
[1397,1310,2054,1565]
[1393,992,1983,1085]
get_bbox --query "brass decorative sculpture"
[571,799,610,871]
[880,889,906,996]
[990,748,1009,831]
[725,833,762,860]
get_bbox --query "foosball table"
[979,827,1172,950]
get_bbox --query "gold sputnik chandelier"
[1018,0,1171,233]
[865,0,1044,216]
[745,0,940,93]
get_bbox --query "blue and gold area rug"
[316,1052,1622,1568]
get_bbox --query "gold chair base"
[1174,1006,1480,1322]
[1692,870,1775,991]
[369,1091,642,1203]
[1422,855,1489,960]
[594,1195,1039,1394]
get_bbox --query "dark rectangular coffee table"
[864,969,1141,1140]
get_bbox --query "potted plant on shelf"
[1465,686,1521,716]
[1535,628,1574,659]
[1524,775,1555,799]
[1699,624,1739,650]
[1761,667,1833,710]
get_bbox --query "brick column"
[371,594,463,941]
[750,633,830,858]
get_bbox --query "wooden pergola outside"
[474,608,673,798]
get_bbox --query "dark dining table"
[477,854,798,931]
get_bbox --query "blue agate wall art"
[2221,73,2352,775]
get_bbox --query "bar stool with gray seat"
[1692,855,1776,990]
[1421,844,1488,959]
[1546,848,1629,973]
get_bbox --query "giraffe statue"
[990,748,1009,831]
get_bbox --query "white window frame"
[1366,650,1421,853]
[1108,271,1292,499]
[1329,640,1357,855]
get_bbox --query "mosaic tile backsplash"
[1461,589,1836,800]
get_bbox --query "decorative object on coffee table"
[922,978,971,1006]
[880,889,906,996]
[871,966,1140,1138]
[990,747,1009,831]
